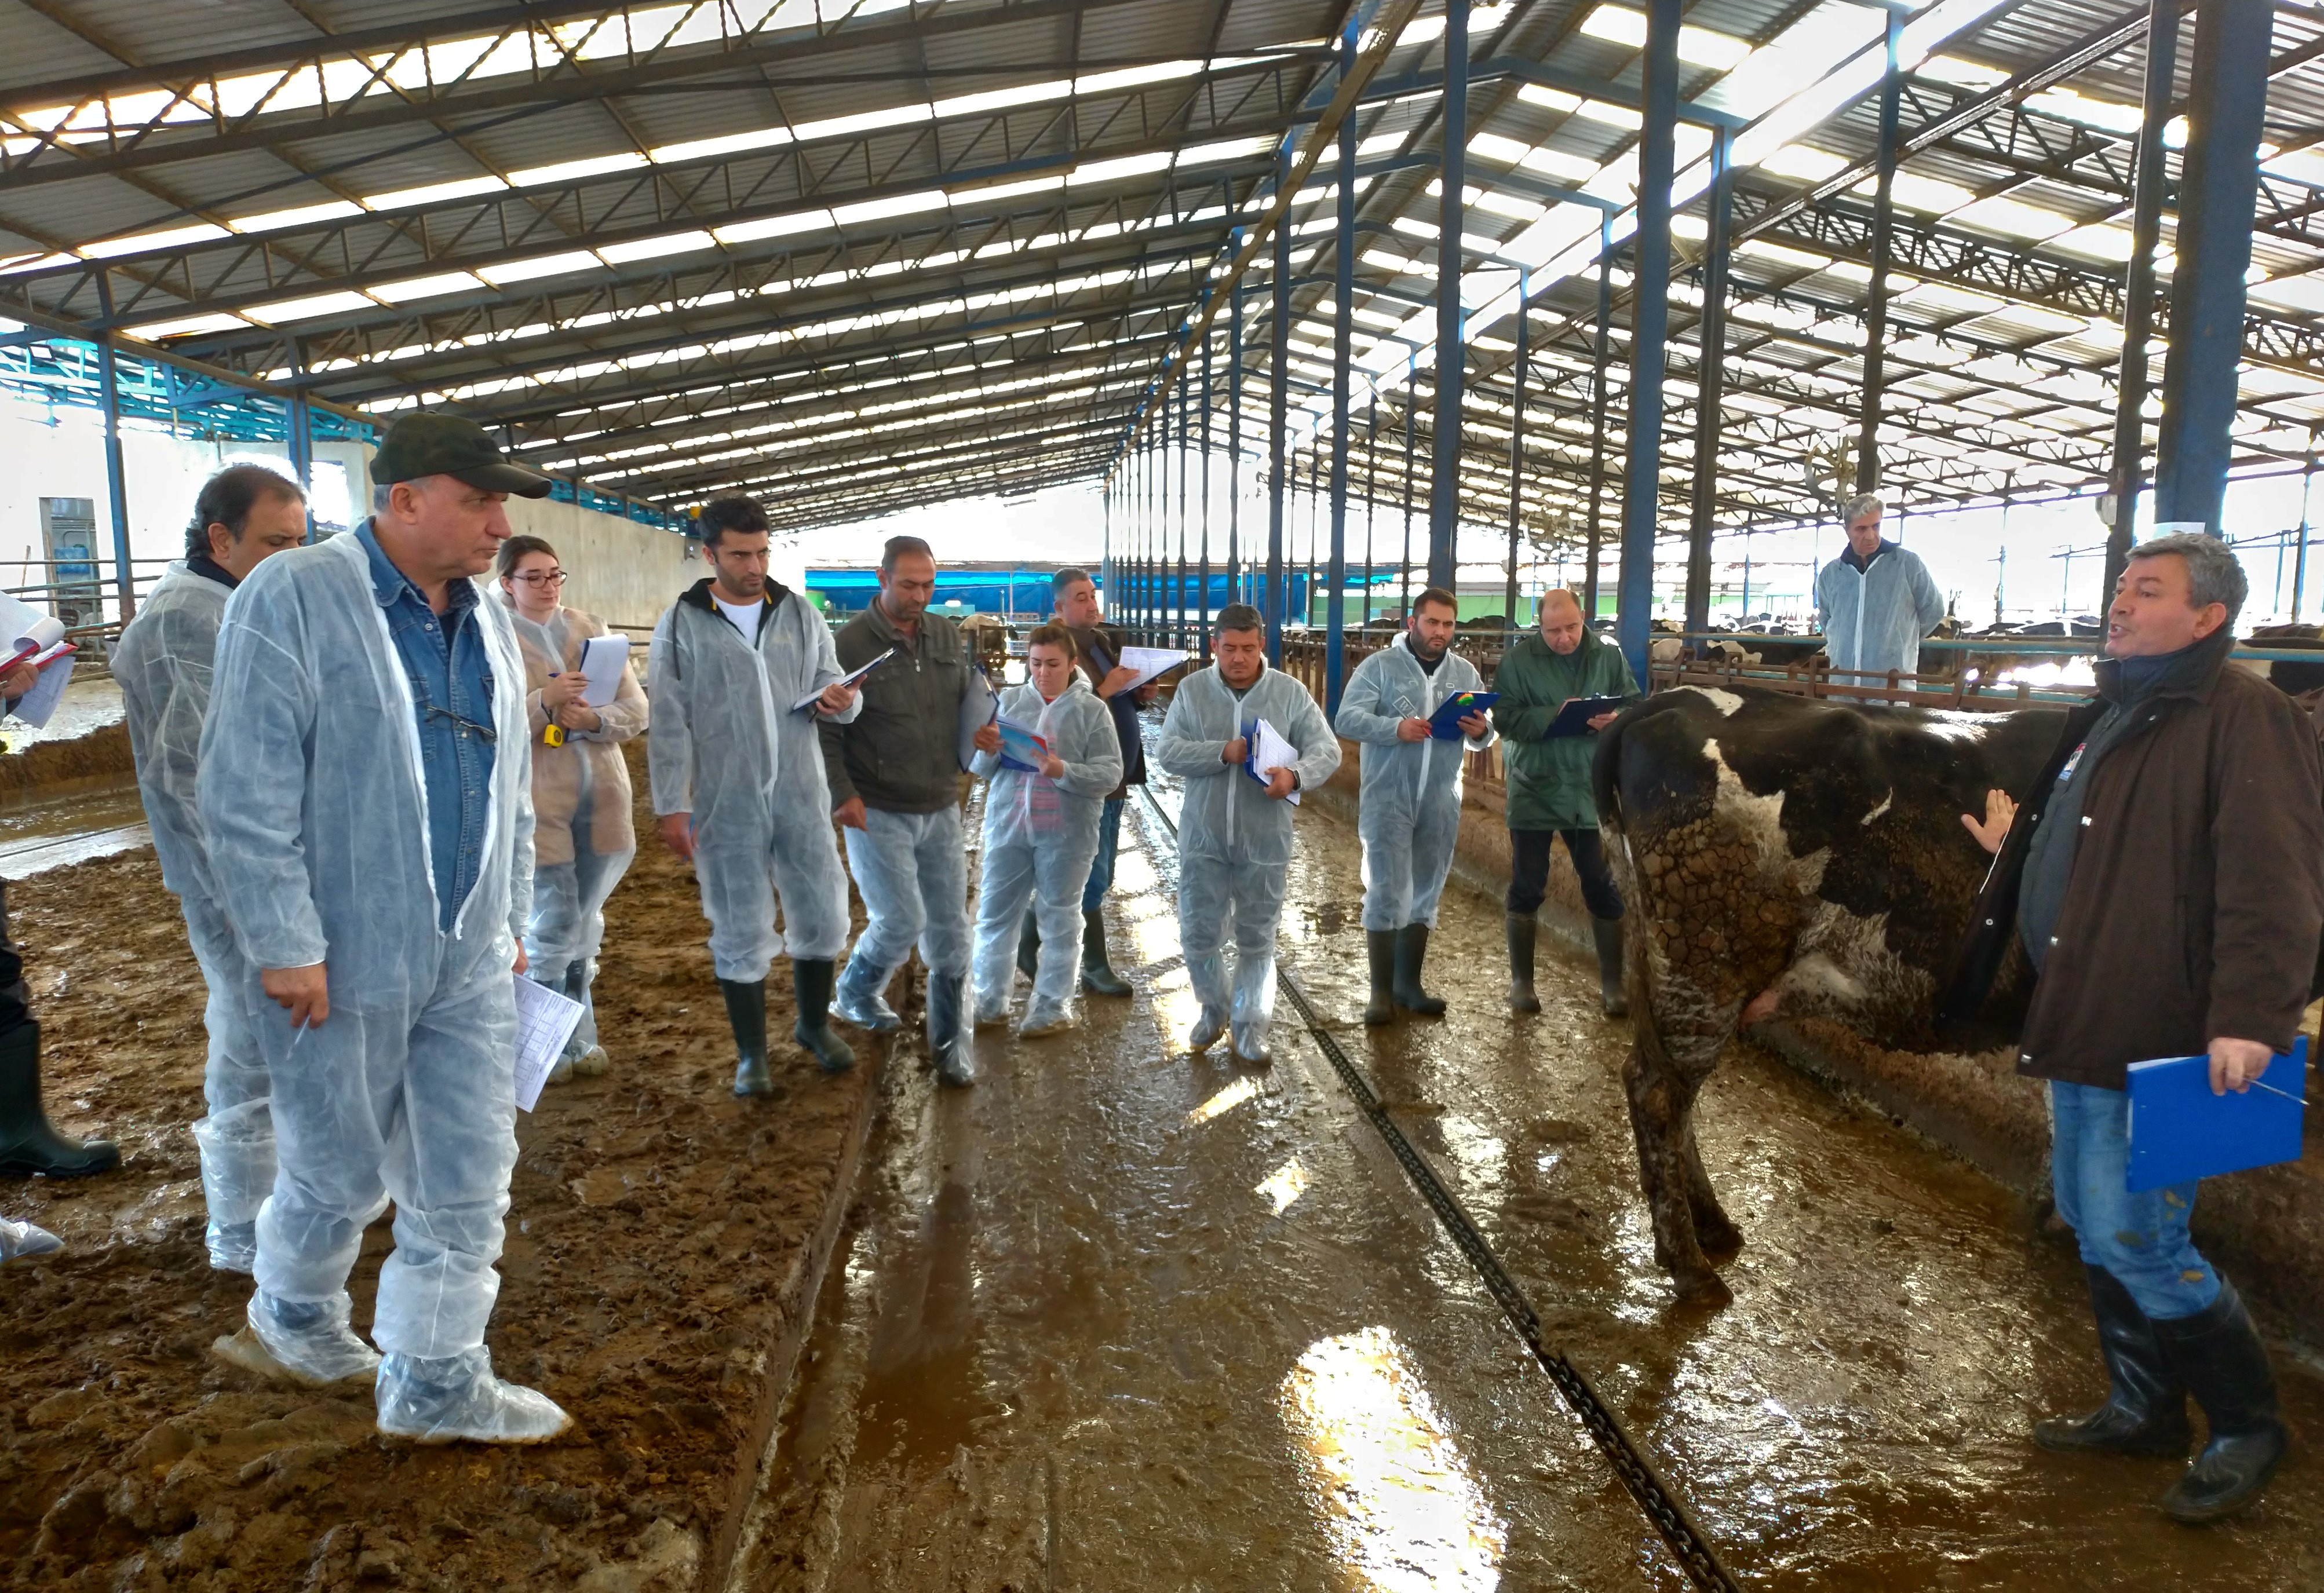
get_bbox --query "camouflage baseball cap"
[371,412,553,499]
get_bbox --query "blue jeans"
[2050,1080,2221,1321]
[1081,796,1126,911]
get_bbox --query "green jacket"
[1490,631,1640,830]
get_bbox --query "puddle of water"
[1283,1325,1508,1593]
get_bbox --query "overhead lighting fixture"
[247,290,377,323]
[370,271,487,302]
[81,222,231,259]
[367,174,510,210]
[232,200,366,233]
[598,231,718,264]
[476,250,603,285]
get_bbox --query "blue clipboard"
[1428,690,1497,739]
[2126,1037,2308,1192]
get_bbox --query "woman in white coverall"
[1155,605,1341,1064]
[498,536,647,1082]
[969,626,1123,1034]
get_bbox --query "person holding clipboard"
[1333,587,1497,1025]
[1948,534,2323,1524]
[1488,587,1639,1017]
[498,535,648,1085]
[649,496,865,1092]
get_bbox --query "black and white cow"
[1592,684,2067,1305]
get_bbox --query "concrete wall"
[502,495,701,633]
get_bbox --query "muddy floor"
[0,750,876,1592]
[733,769,2324,1592]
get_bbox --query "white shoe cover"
[216,1291,381,1386]
[376,1348,571,1445]
[1019,1003,1077,1037]
[1,1215,61,1263]
[207,1219,257,1273]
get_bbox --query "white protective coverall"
[114,561,272,1270]
[647,582,862,980]
[1155,663,1341,1053]
[969,673,1123,1024]
[1814,541,1946,688]
[1332,634,1498,933]
[507,602,647,1062]
[199,534,534,1364]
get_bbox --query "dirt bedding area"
[0,748,880,1592]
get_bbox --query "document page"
[512,974,585,1112]
[578,634,630,707]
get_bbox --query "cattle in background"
[1592,685,2066,1305]
[2246,622,2324,695]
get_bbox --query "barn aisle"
[730,779,2324,1591]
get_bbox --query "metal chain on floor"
[1136,785,1746,1593]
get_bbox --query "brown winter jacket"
[1962,630,2324,1090]
[505,601,648,865]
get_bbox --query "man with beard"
[1333,587,1495,1024]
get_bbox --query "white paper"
[512,974,585,1112]
[578,634,630,707]
[0,592,63,663]
[1112,645,1188,691]
[1250,716,1302,806]
[8,654,71,729]
[797,646,896,712]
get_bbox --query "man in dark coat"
[1955,532,2323,1524]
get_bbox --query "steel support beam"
[2152,0,2272,533]
[1503,277,1530,630]
[1229,284,1245,609]
[1426,0,1469,593]
[2105,0,2184,595]
[1199,318,1213,659]
[1327,17,1358,715]
[1616,0,1681,684]
[1268,145,1293,662]
[1685,131,1732,637]
[1400,367,1417,618]
[1584,217,1614,622]
[1855,14,1901,496]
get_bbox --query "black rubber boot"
[1363,930,1397,1026]
[1016,912,1040,981]
[2152,1281,2290,1523]
[1079,909,1131,996]
[0,1021,117,1178]
[928,972,975,1087]
[1590,915,1629,1018]
[1391,924,1445,1017]
[2035,1266,2192,1457]
[719,980,774,1098]
[789,960,856,1075]
[1506,913,1541,1013]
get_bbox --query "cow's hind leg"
[1621,1043,1732,1308]
[1679,1119,1743,1262]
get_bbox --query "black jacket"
[818,601,972,815]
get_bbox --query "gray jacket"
[819,601,973,814]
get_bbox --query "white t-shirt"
[713,593,761,641]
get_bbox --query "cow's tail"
[1590,701,1633,841]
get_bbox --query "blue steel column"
[1854,13,1901,494]
[1199,324,1214,657]
[1502,274,1529,629]
[92,276,134,619]
[1363,397,1379,627]
[1326,14,1358,714]
[2105,0,2184,595]
[1582,215,1614,620]
[1176,356,1191,648]
[1267,143,1293,662]
[1684,129,1732,637]
[1615,0,1681,684]
[2152,0,2271,534]
[1229,284,1245,608]
[1426,0,1469,592]
[1400,366,1417,616]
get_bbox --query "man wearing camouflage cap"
[200,412,568,1444]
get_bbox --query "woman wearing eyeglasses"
[495,535,648,1081]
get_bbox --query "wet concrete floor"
[729,776,2324,1592]
[0,784,147,878]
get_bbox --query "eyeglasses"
[511,569,567,587]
